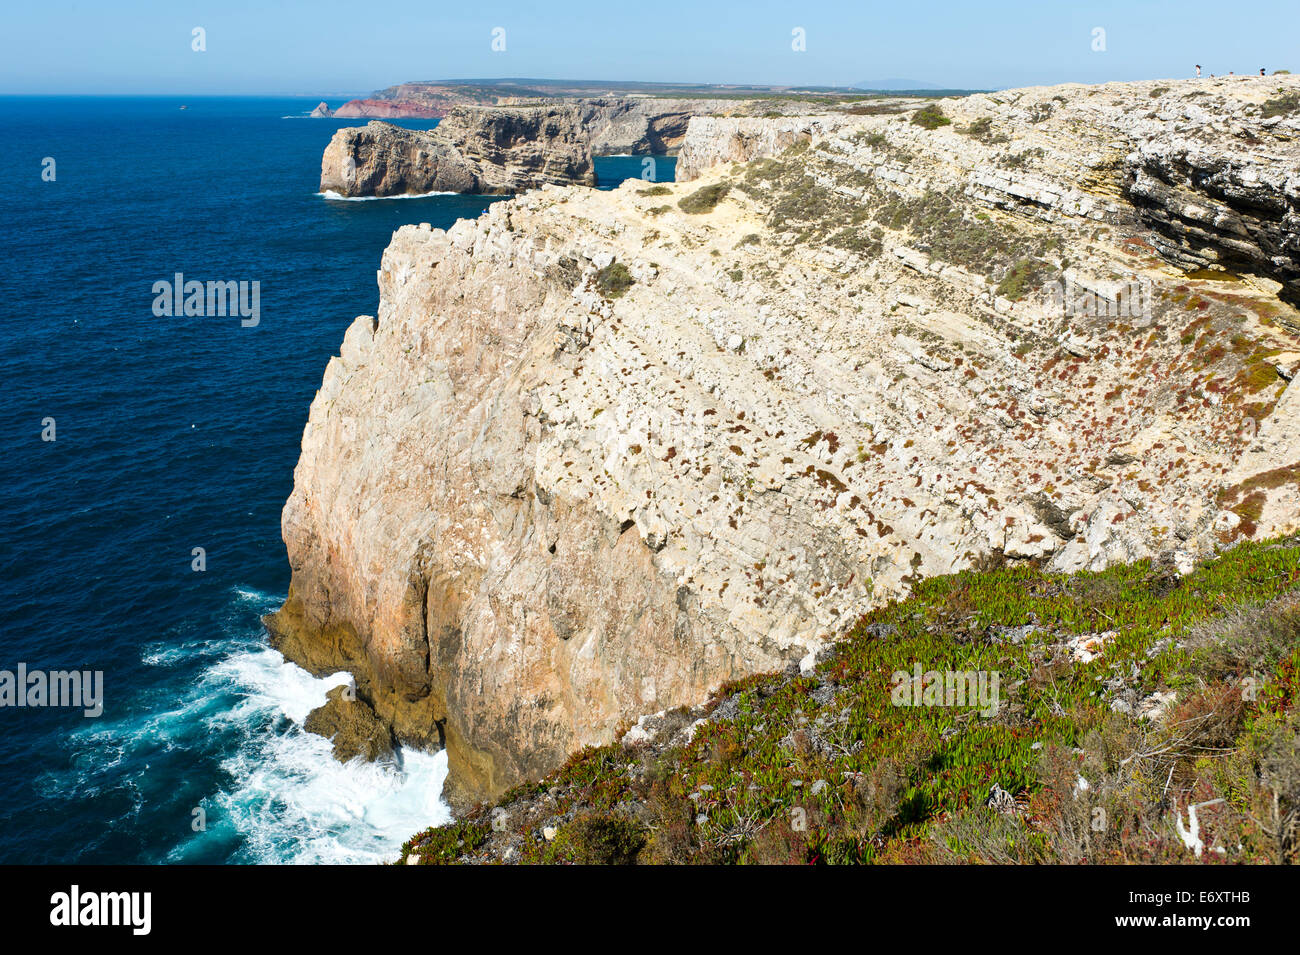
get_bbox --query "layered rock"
[499,97,824,155]
[330,79,859,123]
[331,81,559,119]
[676,115,851,180]
[273,75,1300,807]
[320,106,595,197]
[323,97,850,197]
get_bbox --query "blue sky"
[2,0,1295,94]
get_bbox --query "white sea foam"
[318,189,460,201]
[121,586,451,864]
[183,640,450,864]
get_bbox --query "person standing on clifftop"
[1261,68,1267,76]
[1195,64,1202,77]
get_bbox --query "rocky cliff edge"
[273,75,1300,807]
[320,105,595,197]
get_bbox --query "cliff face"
[333,99,443,119]
[676,116,850,180]
[274,76,1300,808]
[501,97,816,155]
[321,98,851,200]
[320,106,595,197]
[330,82,531,119]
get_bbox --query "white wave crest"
[318,189,461,201]
[175,646,451,864]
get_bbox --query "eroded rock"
[320,105,595,197]
[304,685,396,763]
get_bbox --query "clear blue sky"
[2,0,1295,95]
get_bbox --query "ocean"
[0,96,674,864]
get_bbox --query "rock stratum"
[324,79,878,121]
[271,75,1300,809]
[321,96,851,198]
[319,105,595,197]
[498,97,832,156]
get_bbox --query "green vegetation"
[840,103,910,116]
[875,189,1047,281]
[638,184,672,197]
[960,116,1009,143]
[400,818,489,865]
[595,261,635,299]
[677,182,731,214]
[736,136,1056,283]
[1000,147,1045,170]
[996,257,1051,301]
[1262,92,1300,118]
[910,104,951,130]
[401,538,1300,864]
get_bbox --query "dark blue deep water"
[0,96,673,864]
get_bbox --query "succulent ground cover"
[402,537,1300,864]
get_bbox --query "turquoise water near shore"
[0,95,673,863]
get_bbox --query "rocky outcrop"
[500,97,810,155]
[320,106,595,197]
[320,98,849,199]
[676,116,850,180]
[273,75,1300,808]
[334,98,444,119]
[331,82,553,119]
[567,98,705,155]
[304,686,395,762]
[309,101,333,118]
[331,79,856,123]
[1126,138,1300,302]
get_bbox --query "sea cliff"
[320,105,595,197]
[272,75,1300,808]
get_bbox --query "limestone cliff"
[273,75,1300,808]
[320,106,595,197]
[333,99,444,119]
[497,97,826,155]
[676,116,851,180]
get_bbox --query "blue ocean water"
[0,96,674,864]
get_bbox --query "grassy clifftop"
[403,538,1300,864]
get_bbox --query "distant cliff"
[333,99,442,119]
[498,97,811,155]
[275,75,1300,810]
[319,106,595,197]
[322,78,870,122]
[330,82,541,118]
